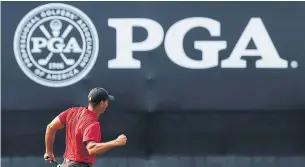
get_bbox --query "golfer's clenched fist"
[44,152,56,163]
[115,134,127,146]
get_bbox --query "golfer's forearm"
[45,125,57,153]
[87,140,118,155]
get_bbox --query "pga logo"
[14,3,99,87]
[14,3,295,88]
[108,18,295,69]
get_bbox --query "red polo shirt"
[58,107,101,165]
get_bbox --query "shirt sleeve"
[83,122,101,143]
[58,108,71,125]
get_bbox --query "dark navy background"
[2,1,305,157]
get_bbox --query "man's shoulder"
[62,107,86,119]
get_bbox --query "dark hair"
[89,101,100,107]
[89,99,107,107]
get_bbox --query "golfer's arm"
[45,117,64,154]
[86,140,118,155]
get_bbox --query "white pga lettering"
[108,17,288,69]
[31,37,82,53]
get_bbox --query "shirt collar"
[84,107,99,120]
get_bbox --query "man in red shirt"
[44,87,127,167]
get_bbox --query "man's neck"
[87,105,100,116]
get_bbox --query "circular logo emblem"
[14,3,99,87]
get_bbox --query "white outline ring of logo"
[14,3,99,87]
